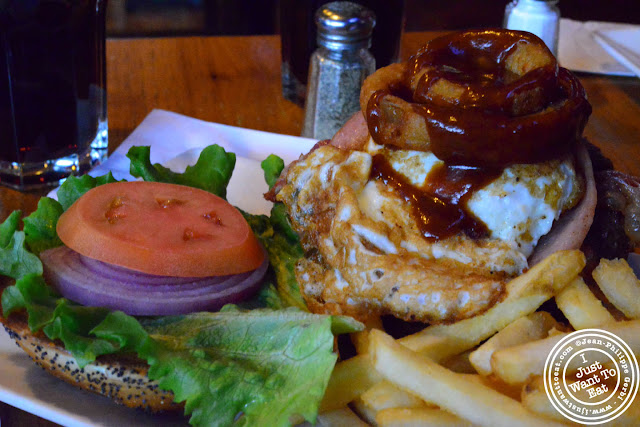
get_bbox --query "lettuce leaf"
[57,172,119,210]
[23,198,64,256]
[1,274,121,366]
[21,172,118,257]
[245,212,305,310]
[261,154,285,189]
[0,211,43,279]
[127,145,235,199]
[43,299,120,367]
[240,155,306,310]
[2,274,58,330]
[133,307,350,427]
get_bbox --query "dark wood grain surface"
[1,31,639,427]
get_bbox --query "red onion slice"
[40,246,268,316]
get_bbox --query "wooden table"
[1,31,640,426]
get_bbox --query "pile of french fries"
[316,250,640,426]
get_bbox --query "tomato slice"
[57,181,265,277]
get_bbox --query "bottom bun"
[1,313,182,413]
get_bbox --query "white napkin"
[559,18,638,76]
[53,109,317,215]
[593,28,640,78]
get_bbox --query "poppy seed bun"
[0,313,182,413]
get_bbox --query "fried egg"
[275,140,583,323]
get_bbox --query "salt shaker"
[504,0,560,56]
[302,1,376,140]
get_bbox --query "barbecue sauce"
[370,154,500,240]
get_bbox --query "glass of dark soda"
[0,0,108,191]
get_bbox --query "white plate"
[0,110,317,426]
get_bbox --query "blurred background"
[106,0,639,37]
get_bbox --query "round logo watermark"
[544,329,639,425]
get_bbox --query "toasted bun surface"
[0,312,182,413]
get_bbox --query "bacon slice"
[330,112,369,151]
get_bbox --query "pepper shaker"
[504,0,560,56]
[302,1,376,140]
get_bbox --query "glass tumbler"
[0,0,108,191]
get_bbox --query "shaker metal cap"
[315,1,376,48]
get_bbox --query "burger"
[268,29,599,325]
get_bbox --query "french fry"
[351,398,379,426]
[320,355,382,413]
[376,408,472,427]
[368,329,565,427]
[298,407,369,427]
[360,380,430,411]
[547,326,567,337]
[492,319,640,385]
[352,330,371,355]
[462,374,522,401]
[593,258,640,319]
[522,375,640,426]
[321,336,448,411]
[490,332,565,386]
[401,250,585,361]
[353,378,433,424]
[556,276,616,329]
[611,401,640,427]
[469,311,558,376]
[441,350,476,374]
[398,333,449,359]
[520,376,567,422]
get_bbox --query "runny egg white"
[360,139,582,273]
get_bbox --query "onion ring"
[41,245,268,316]
[361,29,592,168]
